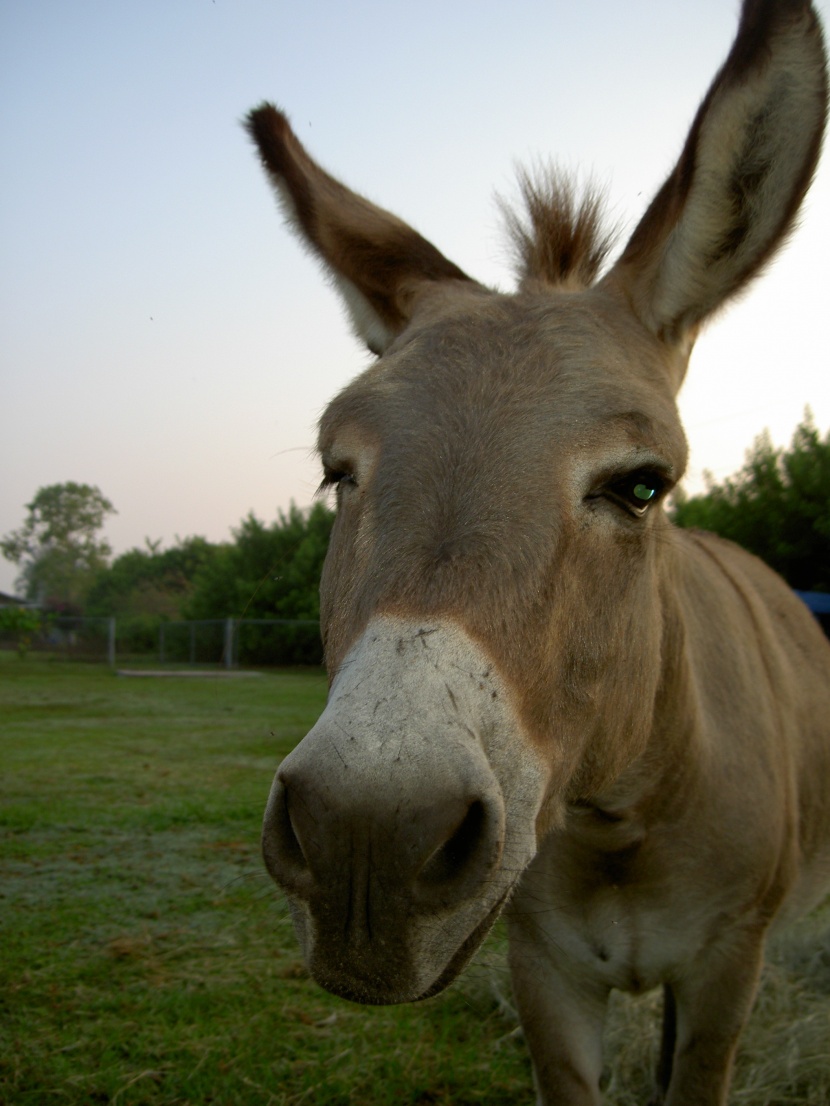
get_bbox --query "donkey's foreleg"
[647,983,678,1106]
[507,921,608,1106]
[663,926,767,1106]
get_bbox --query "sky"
[2,0,829,597]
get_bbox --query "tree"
[185,502,334,622]
[184,502,335,663]
[84,536,220,652]
[671,413,830,592]
[1,483,116,611]
[85,536,218,619]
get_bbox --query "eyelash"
[318,467,356,495]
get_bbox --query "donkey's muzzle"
[262,715,507,1002]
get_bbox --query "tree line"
[1,486,334,664]
[670,414,830,594]
[2,414,828,662]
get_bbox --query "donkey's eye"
[606,470,666,516]
[318,466,357,495]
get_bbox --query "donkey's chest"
[528,877,699,994]
[509,817,716,993]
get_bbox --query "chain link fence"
[0,614,116,664]
[0,613,322,668]
[158,618,322,667]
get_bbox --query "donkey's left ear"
[245,105,475,355]
[602,0,827,361]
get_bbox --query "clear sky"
[2,0,829,596]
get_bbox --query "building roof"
[0,590,27,607]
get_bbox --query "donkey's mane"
[501,167,617,290]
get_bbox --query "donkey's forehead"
[319,288,686,457]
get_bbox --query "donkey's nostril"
[262,778,313,896]
[282,787,308,867]
[265,753,506,915]
[419,800,488,887]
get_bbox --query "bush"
[0,607,42,658]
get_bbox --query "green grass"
[1,654,828,1105]
[0,656,532,1105]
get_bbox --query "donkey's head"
[249,0,826,1005]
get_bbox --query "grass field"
[1,655,828,1105]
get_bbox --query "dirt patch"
[116,669,263,678]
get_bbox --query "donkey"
[246,1,830,1102]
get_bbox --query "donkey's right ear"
[245,105,475,355]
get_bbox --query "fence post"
[107,617,116,668]
[224,618,234,669]
[160,623,166,666]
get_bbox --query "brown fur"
[500,169,617,289]
[248,2,829,1103]
[245,105,473,351]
